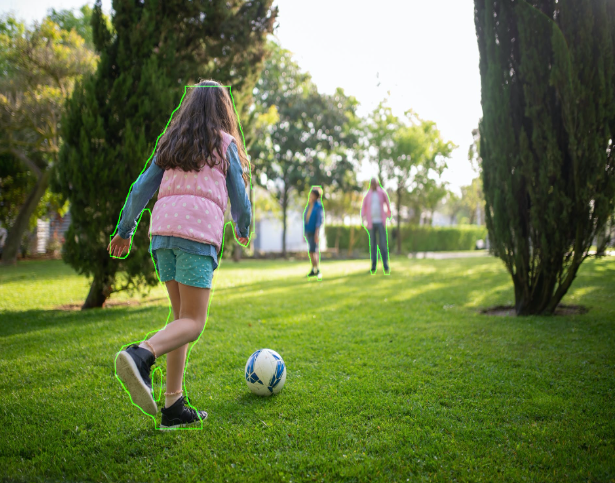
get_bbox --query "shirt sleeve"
[383,190,392,218]
[225,142,252,238]
[315,203,323,228]
[117,156,164,239]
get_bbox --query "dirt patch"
[481,304,588,316]
[54,297,166,311]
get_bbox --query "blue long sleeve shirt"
[117,142,251,270]
[304,201,323,234]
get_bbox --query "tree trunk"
[348,225,355,257]
[1,169,50,266]
[82,265,115,309]
[281,186,288,258]
[396,187,402,254]
[512,254,584,316]
[595,218,612,256]
[335,227,340,251]
[233,243,242,262]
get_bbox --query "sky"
[1,0,482,194]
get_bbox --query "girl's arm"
[314,204,324,242]
[108,158,164,257]
[116,156,164,239]
[382,190,393,219]
[225,142,252,244]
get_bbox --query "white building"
[252,209,326,253]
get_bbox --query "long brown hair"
[155,80,250,186]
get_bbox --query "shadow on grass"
[0,305,161,339]
[2,257,610,340]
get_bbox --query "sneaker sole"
[116,351,157,416]
[159,413,208,430]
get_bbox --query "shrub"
[325,225,487,253]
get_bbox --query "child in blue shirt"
[303,187,323,278]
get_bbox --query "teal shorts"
[154,248,214,289]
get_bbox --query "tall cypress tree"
[54,0,276,308]
[475,0,615,315]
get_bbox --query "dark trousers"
[369,222,389,271]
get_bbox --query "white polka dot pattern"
[148,130,234,250]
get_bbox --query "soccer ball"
[245,349,287,396]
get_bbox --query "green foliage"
[1,257,614,481]
[326,185,364,225]
[251,42,360,254]
[326,224,487,253]
[438,190,464,225]
[365,102,455,232]
[0,14,97,263]
[47,4,110,51]
[363,100,398,183]
[475,0,615,314]
[53,0,276,307]
[467,126,481,172]
[459,177,484,225]
[0,154,35,229]
[0,15,97,170]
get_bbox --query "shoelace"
[179,396,198,418]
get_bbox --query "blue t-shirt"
[117,142,251,270]
[304,201,323,234]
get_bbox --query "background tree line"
[6,0,611,317]
[0,2,481,307]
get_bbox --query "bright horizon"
[1,0,482,194]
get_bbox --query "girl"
[107,80,251,429]
[303,187,323,279]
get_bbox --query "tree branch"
[1,147,43,178]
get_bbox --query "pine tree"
[53,0,276,308]
[475,0,615,315]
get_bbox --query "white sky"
[1,0,482,194]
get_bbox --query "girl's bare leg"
[158,281,187,408]
[310,252,319,270]
[138,281,210,406]
[140,282,210,356]
[165,344,188,408]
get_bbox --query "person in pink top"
[106,80,251,429]
[361,177,392,274]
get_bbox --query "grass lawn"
[0,255,614,482]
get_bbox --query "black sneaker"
[115,344,157,415]
[161,396,208,429]
[307,269,316,277]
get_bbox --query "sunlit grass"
[0,255,614,482]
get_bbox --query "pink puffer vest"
[149,131,235,251]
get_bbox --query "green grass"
[0,256,614,482]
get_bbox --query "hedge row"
[325,224,488,253]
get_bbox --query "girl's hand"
[108,234,131,258]
[236,227,248,246]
